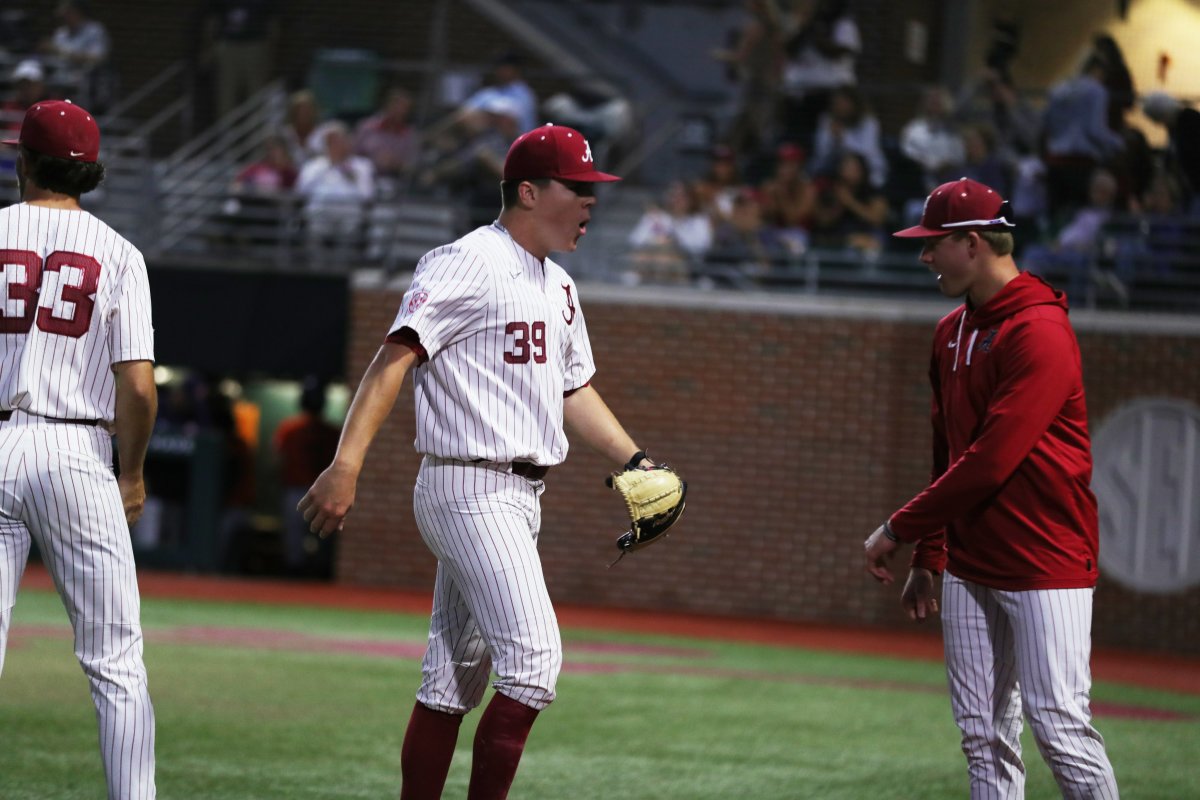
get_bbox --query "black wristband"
[883,520,899,542]
[624,450,648,471]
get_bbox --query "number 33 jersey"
[388,221,596,465]
[0,205,154,427]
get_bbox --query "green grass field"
[2,589,1197,799]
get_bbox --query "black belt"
[510,461,550,480]
[0,410,102,425]
[465,458,549,480]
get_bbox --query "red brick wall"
[337,285,1200,655]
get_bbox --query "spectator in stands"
[810,85,887,188]
[1090,34,1135,133]
[1141,91,1200,212]
[542,91,633,147]
[463,51,538,134]
[1,60,48,131]
[1140,168,1183,217]
[1109,168,1189,287]
[274,377,339,574]
[960,124,1010,198]
[900,86,966,191]
[418,94,519,228]
[954,66,1041,163]
[1023,168,1119,302]
[809,151,890,253]
[222,133,297,244]
[0,60,50,194]
[707,186,787,280]
[202,0,280,120]
[778,0,861,150]
[354,86,420,197]
[296,122,375,266]
[1040,54,1124,221]
[44,1,113,111]
[696,144,746,224]
[232,133,297,195]
[1085,35,1152,212]
[627,180,713,284]
[759,142,815,253]
[281,89,325,165]
[712,0,785,155]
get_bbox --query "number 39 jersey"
[0,204,154,427]
[388,221,595,465]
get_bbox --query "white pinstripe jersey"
[0,204,154,427]
[390,222,595,465]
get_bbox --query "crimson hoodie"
[889,271,1099,590]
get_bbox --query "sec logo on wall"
[1092,398,1200,594]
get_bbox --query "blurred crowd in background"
[1,1,1196,294]
[629,0,1197,290]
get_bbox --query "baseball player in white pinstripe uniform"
[301,124,653,799]
[0,100,158,799]
[864,179,1118,799]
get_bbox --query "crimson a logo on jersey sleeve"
[406,290,429,314]
[561,284,575,325]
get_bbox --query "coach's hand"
[864,523,899,584]
[299,462,358,538]
[118,473,147,526]
[901,568,939,622]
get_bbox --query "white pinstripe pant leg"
[413,458,562,713]
[996,586,1119,799]
[0,428,33,676]
[943,572,1026,800]
[21,422,156,800]
[0,518,31,675]
[416,560,493,713]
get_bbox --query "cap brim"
[892,225,951,238]
[1,138,19,148]
[567,169,621,182]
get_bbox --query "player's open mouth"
[578,222,588,235]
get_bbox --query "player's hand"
[863,523,899,584]
[298,462,359,538]
[901,568,939,622]
[118,473,147,526]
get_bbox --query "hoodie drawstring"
[952,309,967,372]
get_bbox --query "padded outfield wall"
[337,278,1200,656]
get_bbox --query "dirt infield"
[20,564,1200,696]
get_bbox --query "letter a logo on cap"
[582,140,594,164]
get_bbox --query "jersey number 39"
[504,321,547,364]
[0,249,101,338]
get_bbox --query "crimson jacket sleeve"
[910,351,948,573]
[889,317,1077,542]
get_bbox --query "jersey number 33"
[0,248,100,338]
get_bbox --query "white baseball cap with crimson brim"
[503,123,620,183]
[893,177,1014,238]
[2,99,100,162]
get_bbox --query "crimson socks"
[400,702,463,800]
[399,694,540,800]
[467,693,541,800]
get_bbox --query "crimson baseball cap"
[893,177,1014,238]
[2,99,100,162]
[502,124,620,182]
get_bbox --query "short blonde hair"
[952,230,1014,256]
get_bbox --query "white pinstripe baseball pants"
[942,571,1118,799]
[412,456,561,714]
[0,411,156,799]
